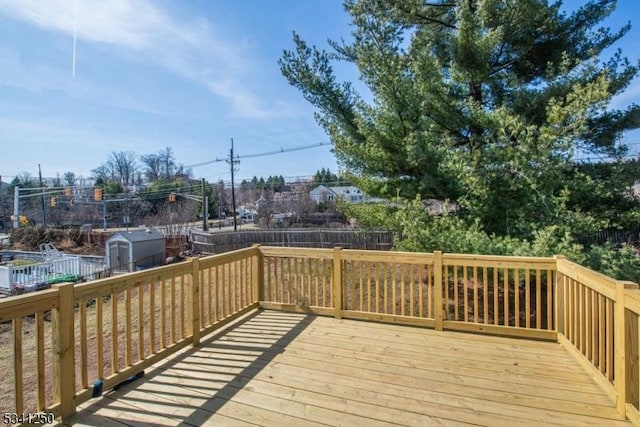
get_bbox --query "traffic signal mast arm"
[13,186,67,228]
[169,191,209,231]
[169,193,203,203]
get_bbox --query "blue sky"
[0,0,639,184]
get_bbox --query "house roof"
[108,229,165,243]
[327,186,361,195]
[310,185,363,196]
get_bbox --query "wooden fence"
[2,245,640,423]
[577,225,640,246]
[190,229,393,254]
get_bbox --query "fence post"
[333,247,343,320]
[52,282,76,419]
[191,257,201,347]
[252,244,264,303]
[553,255,566,335]
[434,251,443,331]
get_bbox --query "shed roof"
[108,229,165,243]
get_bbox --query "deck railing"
[1,245,640,423]
[0,246,260,421]
[554,256,640,422]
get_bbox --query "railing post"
[554,255,566,335]
[333,247,343,320]
[615,280,640,418]
[52,282,76,419]
[252,244,264,303]
[615,280,626,417]
[434,251,443,331]
[622,281,639,418]
[191,257,200,347]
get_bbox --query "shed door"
[110,241,130,271]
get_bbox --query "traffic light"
[50,196,57,207]
[94,187,103,201]
[168,193,176,203]
[65,187,72,197]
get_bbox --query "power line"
[240,142,330,159]
[184,142,330,169]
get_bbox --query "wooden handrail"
[4,245,640,423]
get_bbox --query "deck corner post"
[333,247,343,320]
[190,257,201,347]
[623,281,640,418]
[252,244,264,303]
[52,282,76,419]
[615,279,638,418]
[553,255,566,336]
[434,251,443,331]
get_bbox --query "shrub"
[10,226,60,250]
[584,243,640,283]
[341,197,640,282]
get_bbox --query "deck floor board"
[64,310,631,426]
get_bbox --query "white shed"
[106,230,166,272]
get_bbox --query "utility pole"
[228,138,240,231]
[218,182,222,230]
[201,178,208,231]
[103,201,107,231]
[38,164,47,228]
[13,187,19,229]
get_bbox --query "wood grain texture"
[65,310,630,426]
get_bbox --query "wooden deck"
[62,310,630,427]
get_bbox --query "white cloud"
[0,44,172,116]
[0,0,278,119]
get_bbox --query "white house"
[309,185,367,204]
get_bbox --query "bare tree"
[140,147,180,183]
[140,154,161,181]
[14,172,36,187]
[52,173,62,187]
[158,147,176,179]
[63,171,76,187]
[217,180,229,216]
[107,151,138,190]
[146,198,197,235]
[91,165,111,184]
[256,191,274,227]
[92,151,138,190]
[291,187,314,224]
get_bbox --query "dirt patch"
[0,283,193,416]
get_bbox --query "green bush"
[584,243,640,283]
[340,197,640,283]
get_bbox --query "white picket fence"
[0,256,107,295]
